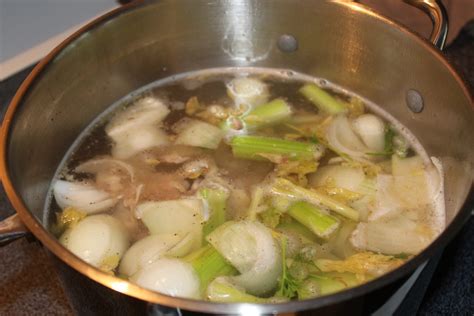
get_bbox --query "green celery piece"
[200,188,229,238]
[243,99,292,130]
[300,84,347,115]
[367,127,395,157]
[307,275,347,295]
[296,278,322,300]
[247,187,265,221]
[231,135,322,161]
[367,128,410,158]
[206,278,269,303]
[288,260,320,281]
[271,178,360,221]
[295,271,360,299]
[303,272,361,297]
[393,253,411,260]
[277,221,319,244]
[288,201,340,239]
[186,245,237,292]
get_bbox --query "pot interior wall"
[6,0,473,231]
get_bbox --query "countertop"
[0,20,473,316]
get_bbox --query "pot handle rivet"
[278,34,298,53]
[406,89,424,113]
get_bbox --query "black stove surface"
[0,22,472,316]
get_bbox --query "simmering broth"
[46,68,445,302]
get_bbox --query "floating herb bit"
[54,207,86,233]
[275,236,300,299]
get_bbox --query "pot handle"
[0,213,30,246]
[351,0,449,50]
[403,0,448,50]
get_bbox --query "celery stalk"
[296,278,322,299]
[277,221,319,244]
[243,99,292,130]
[248,187,264,221]
[307,275,347,295]
[186,245,237,291]
[300,84,346,115]
[206,277,269,303]
[200,188,229,238]
[271,178,360,221]
[231,135,323,161]
[314,252,404,276]
[297,272,360,299]
[288,201,340,239]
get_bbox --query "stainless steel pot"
[0,0,472,314]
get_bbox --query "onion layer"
[119,233,194,276]
[326,115,369,161]
[60,214,129,270]
[130,258,200,299]
[111,126,169,159]
[174,119,223,149]
[308,164,365,193]
[53,180,117,214]
[351,114,385,152]
[207,220,282,296]
[106,96,170,137]
[138,199,204,250]
[106,96,171,159]
[226,77,269,108]
[351,215,433,255]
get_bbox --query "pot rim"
[0,0,472,313]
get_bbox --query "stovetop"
[0,22,473,316]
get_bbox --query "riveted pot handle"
[0,213,30,246]
[403,0,448,50]
[349,0,449,50]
